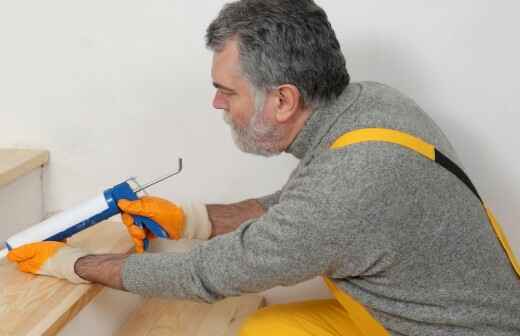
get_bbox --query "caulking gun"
[0,158,183,259]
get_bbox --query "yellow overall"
[240,128,520,336]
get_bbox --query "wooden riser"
[0,169,44,242]
[0,149,49,243]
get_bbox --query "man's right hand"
[118,196,213,253]
[118,196,186,253]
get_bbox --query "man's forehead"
[211,39,242,85]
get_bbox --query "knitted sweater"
[123,82,520,335]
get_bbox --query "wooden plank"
[115,295,265,336]
[0,149,49,188]
[0,220,133,336]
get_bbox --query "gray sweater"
[123,82,520,335]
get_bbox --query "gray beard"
[222,108,284,157]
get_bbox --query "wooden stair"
[0,220,133,335]
[115,295,265,336]
[0,220,264,336]
[0,150,264,335]
[0,149,49,189]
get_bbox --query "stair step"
[113,240,265,336]
[115,295,265,336]
[0,148,49,188]
[1,218,265,336]
[0,220,134,336]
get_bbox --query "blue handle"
[109,182,170,251]
[133,215,169,250]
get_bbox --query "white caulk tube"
[0,179,140,258]
[6,195,108,248]
[0,194,109,257]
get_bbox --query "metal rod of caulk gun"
[133,158,183,193]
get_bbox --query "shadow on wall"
[340,36,520,251]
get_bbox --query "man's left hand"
[7,241,91,284]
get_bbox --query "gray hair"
[206,0,350,109]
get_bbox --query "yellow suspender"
[323,128,520,336]
[322,276,391,336]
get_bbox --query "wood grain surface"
[0,220,132,336]
[0,149,49,188]
[115,295,265,336]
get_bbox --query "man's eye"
[219,89,234,97]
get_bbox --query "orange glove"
[7,241,90,283]
[117,196,186,253]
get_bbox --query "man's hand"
[118,196,212,252]
[7,242,90,284]
[118,196,186,253]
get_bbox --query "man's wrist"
[207,199,266,238]
[74,253,130,290]
[180,202,212,240]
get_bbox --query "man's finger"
[18,260,40,273]
[128,225,146,240]
[132,236,144,247]
[121,213,134,228]
[133,238,145,254]
[7,246,35,262]
[118,199,151,217]
[7,242,65,271]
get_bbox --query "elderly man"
[8,0,520,335]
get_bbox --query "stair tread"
[0,220,133,336]
[0,149,49,188]
[115,294,265,336]
[116,239,265,336]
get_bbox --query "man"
[8,0,520,335]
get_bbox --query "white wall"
[1,0,518,318]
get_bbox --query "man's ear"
[275,84,302,123]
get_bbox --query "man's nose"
[213,92,227,110]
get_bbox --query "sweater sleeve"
[122,146,398,303]
[255,190,282,210]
